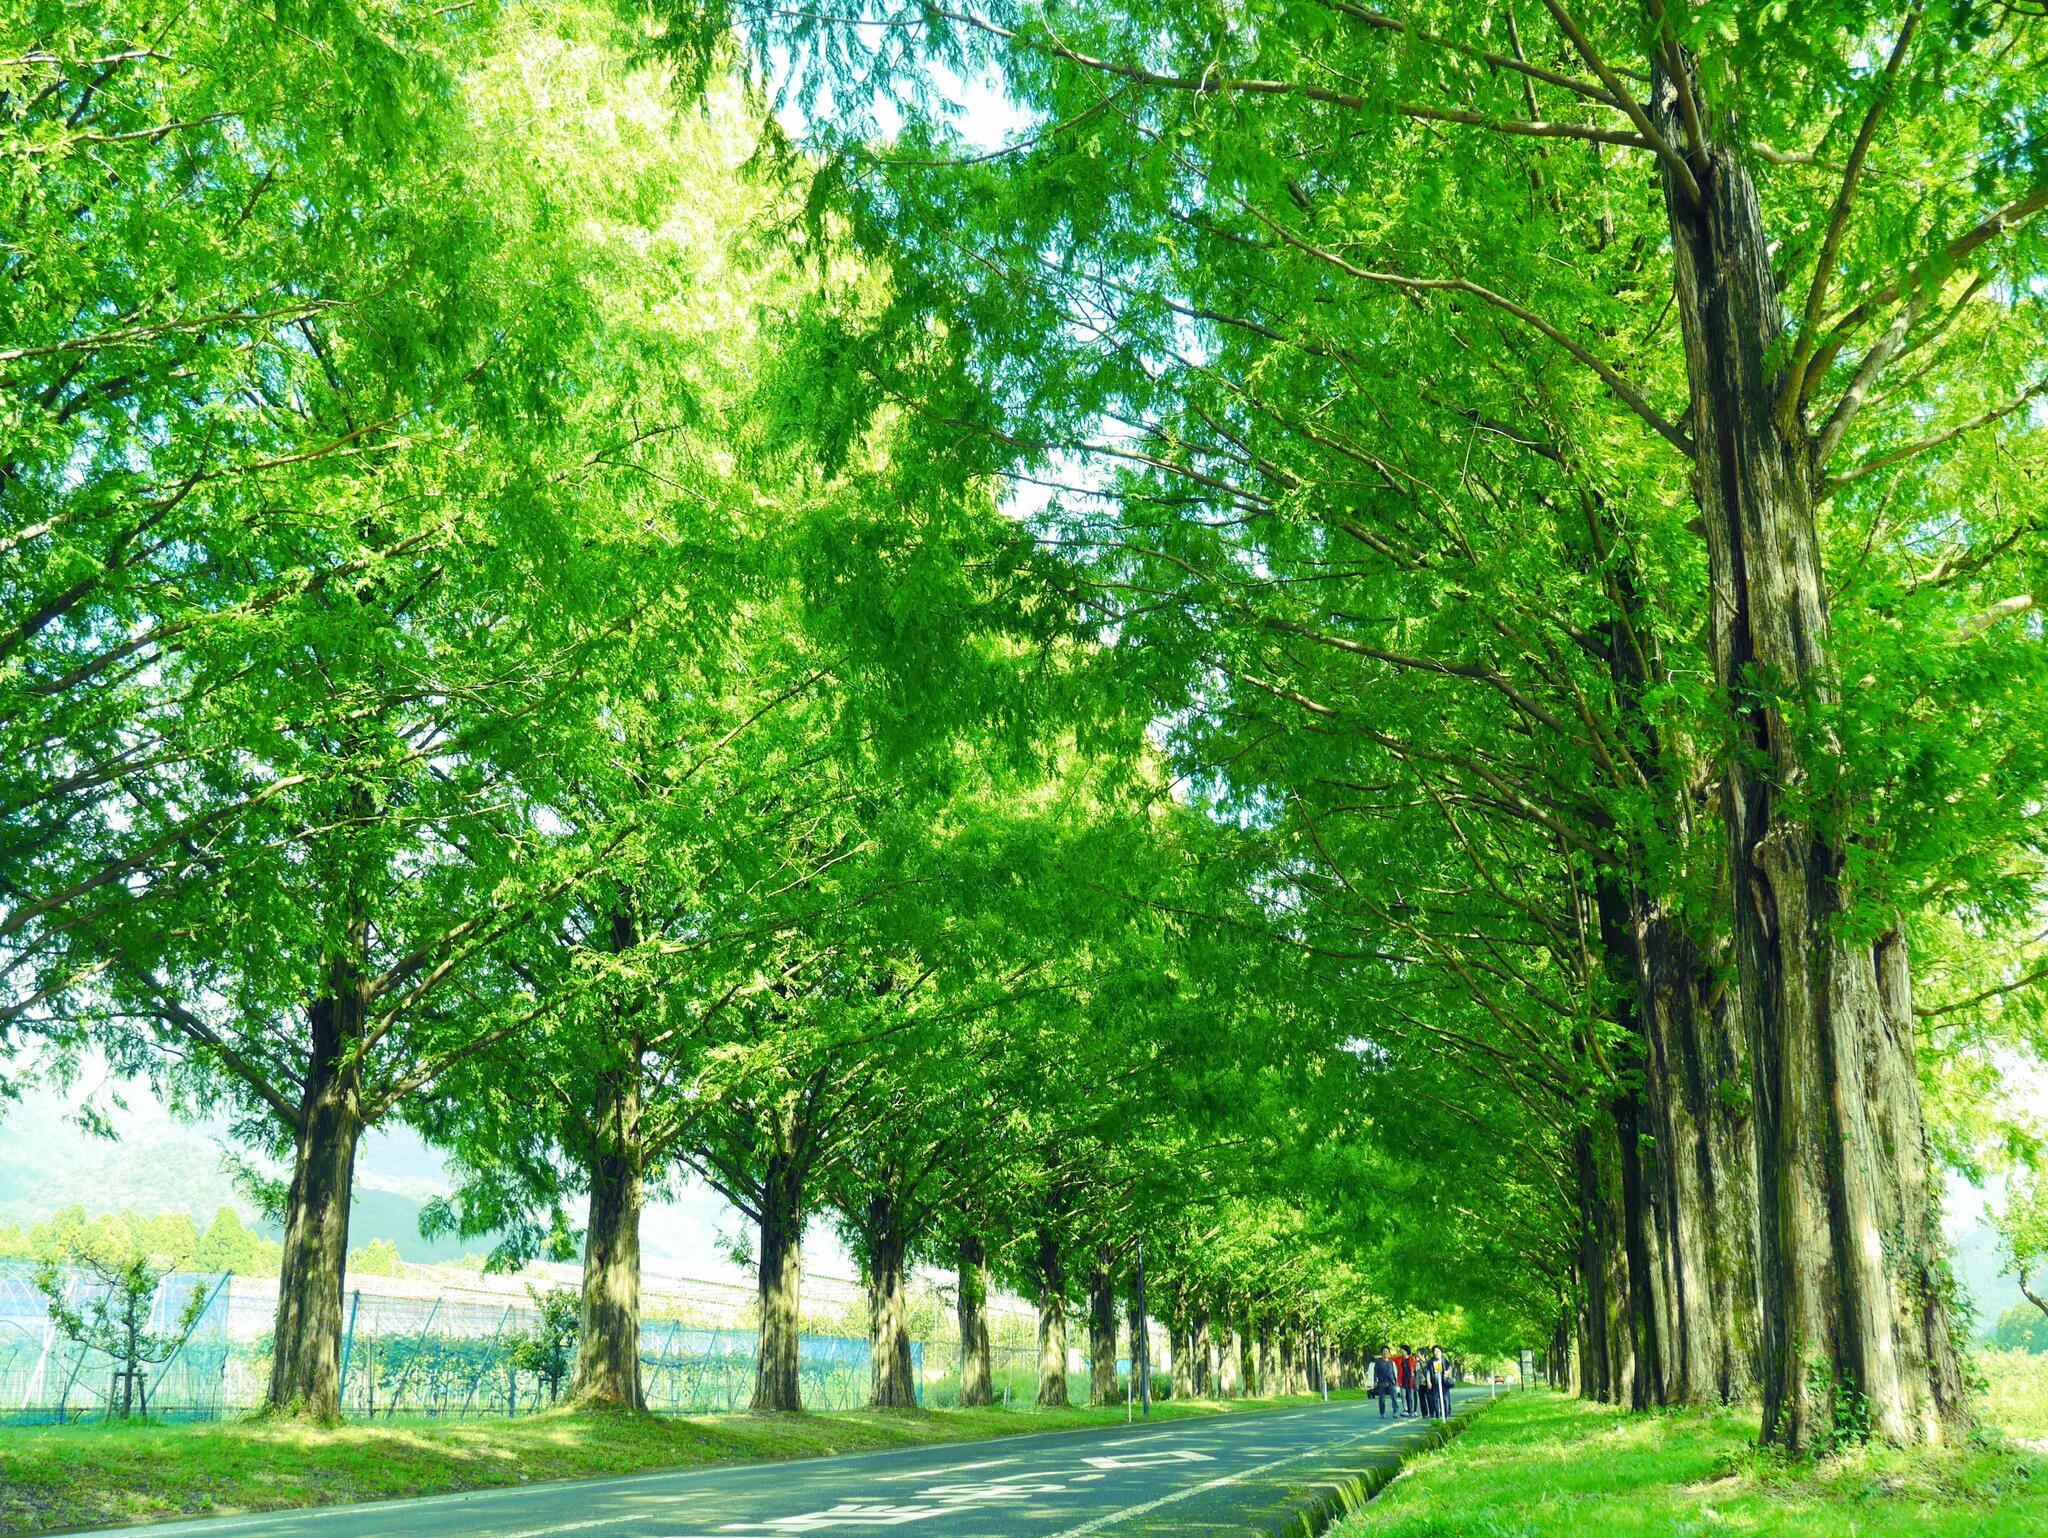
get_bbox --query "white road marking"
[720,1502,954,1531]
[1040,1421,1411,1538]
[914,1481,1069,1502]
[72,1399,1410,1538]
[1079,1450,1214,1470]
[500,1520,642,1538]
[874,1457,1020,1483]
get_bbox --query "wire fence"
[1,1263,1051,1423]
[0,1264,232,1423]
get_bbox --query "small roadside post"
[1319,1314,1328,1402]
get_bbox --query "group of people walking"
[1370,1345,1454,1420]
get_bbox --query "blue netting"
[0,1265,960,1419]
[0,1262,231,1424]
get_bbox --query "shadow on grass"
[0,1389,1352,1536]
[1333,1391,2048,1538]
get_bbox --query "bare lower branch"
[1825,183,2048,340]
[1307,0,1619,105]
[1813,293,1924,467]
[1538,0,1702,204]
[1244,204,1693,455]
[1793,8,1921,396]
[1916,955,2048,1018]
[1827,381,2048,492]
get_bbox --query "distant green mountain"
[1952,1216,2025,1338]
[0,1086,488,1264]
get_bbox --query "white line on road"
[1039,1419,1408,1538]
[874,1457,1021,1483]
[499,1518,645,1538]
[1037,1452,1312,1538]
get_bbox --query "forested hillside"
[5,0,2046,1463]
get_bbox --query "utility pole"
[1134,1233,1150,1415]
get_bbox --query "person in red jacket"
[1397,1345,1416,1415]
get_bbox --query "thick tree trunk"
[1191,1308,1212,1397]
[1870,929,1968,1431]
[1584,422,1765,1410]
[1169,1309,1193,1400]
[1653,62,1968,1450]
[1636,909,1762,1404]
[1126,1296,1148,1403]
[1596,872,1699,1411]
[571,1059,646,1409]
[956,1236,993,1407]
[574,904,649,1410]
[1087,1260,1118,1404]
[1573,1127,1616,1404]
[1606,1058,1667,1406]
[1552,1304,1577,1393]
[752,1146,805,1412]
[265,961,366,1420]
[864,1196,916,1409]
[1034,1233,1068,1407]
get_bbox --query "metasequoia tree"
[733,0,2048,1449]
[0,0,543,1048]
[9,0,816,1419]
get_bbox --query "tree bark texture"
[1590,518,1764,1409]
[1652,55,1967,1451]
[864,1196,916,1409]
[265,946,366,1421]
[1169,1312,1193,1400]
[572,1058,646,1409]
[956,1236,993,1407]
[1034,1232,1069,1407]
[1087,1261,1118,1404]
[751,1130,805,1412]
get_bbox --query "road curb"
[1248,1398,1492,1538]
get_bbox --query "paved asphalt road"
[78,1391,1490,1538]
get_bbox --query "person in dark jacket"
[1370,1349,1398,1417]
[1426,1346,1451,1419]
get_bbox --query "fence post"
[382,1294,440,1417]
[154,1273,231,1415]
[461,1303,516,1419]
[338,1289,360,1413]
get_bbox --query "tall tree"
[732,0,2048,1449]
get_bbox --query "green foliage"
[344,1240,404,1280]
[0,1206,278,1275]
[505,1287,581,1404]
[1989,1306,2048,1355]
[1334,1393,2048,1538]
[11,0,2048,1451]
[32,1233,211,1419]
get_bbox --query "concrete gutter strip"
[1244,1402,1489,1538]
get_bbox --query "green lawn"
[0,1390,1358,1535]
[1336,1358,2048,1538]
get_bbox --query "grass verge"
[0,1390,1360,1536]
[1331,1371,2048,1538]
